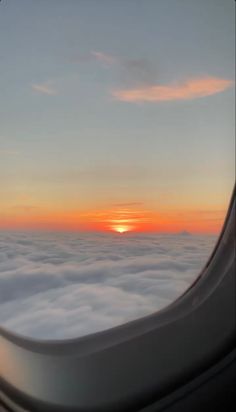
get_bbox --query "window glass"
[0,0,234,340]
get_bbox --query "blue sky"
[0,0,235,232]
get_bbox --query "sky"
[0,0,235,233]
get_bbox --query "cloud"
[112,76,233,103]
[0,231,217,340]
[32,82,57,96]
[112,202,144,208]
[91,52,158,86]
[73,51,116,66]
[74,51,157,86]
[79,207,153,233]
[91,51,117,66]
[119,58,158,87]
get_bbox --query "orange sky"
[0,203,226,234]
[0,0,234,237]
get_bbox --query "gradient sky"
[0,0,235,233]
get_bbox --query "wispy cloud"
[79,206,153,233]
[112,76,233,103]
[32,82,57,96]
[90,51,117,66]
[120,58,158,86]
[112,202,144,208]
[90,52,156,85]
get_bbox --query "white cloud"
[32,82,57,95]
[91,51,117,66]
[0,231,217,340]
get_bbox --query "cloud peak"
[112,76,233,103]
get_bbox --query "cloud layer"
[112,77,233,102]
[0,231,217,340]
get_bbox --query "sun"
[115,226,127,233]
[112,225,132,233]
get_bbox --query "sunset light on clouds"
[112,77,233,103]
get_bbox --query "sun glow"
[112,225,132,233]
[0,204,225,234]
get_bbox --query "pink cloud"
[112,77,233,103]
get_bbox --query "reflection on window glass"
[0,0,235,340]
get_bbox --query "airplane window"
[0,0,234,340]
